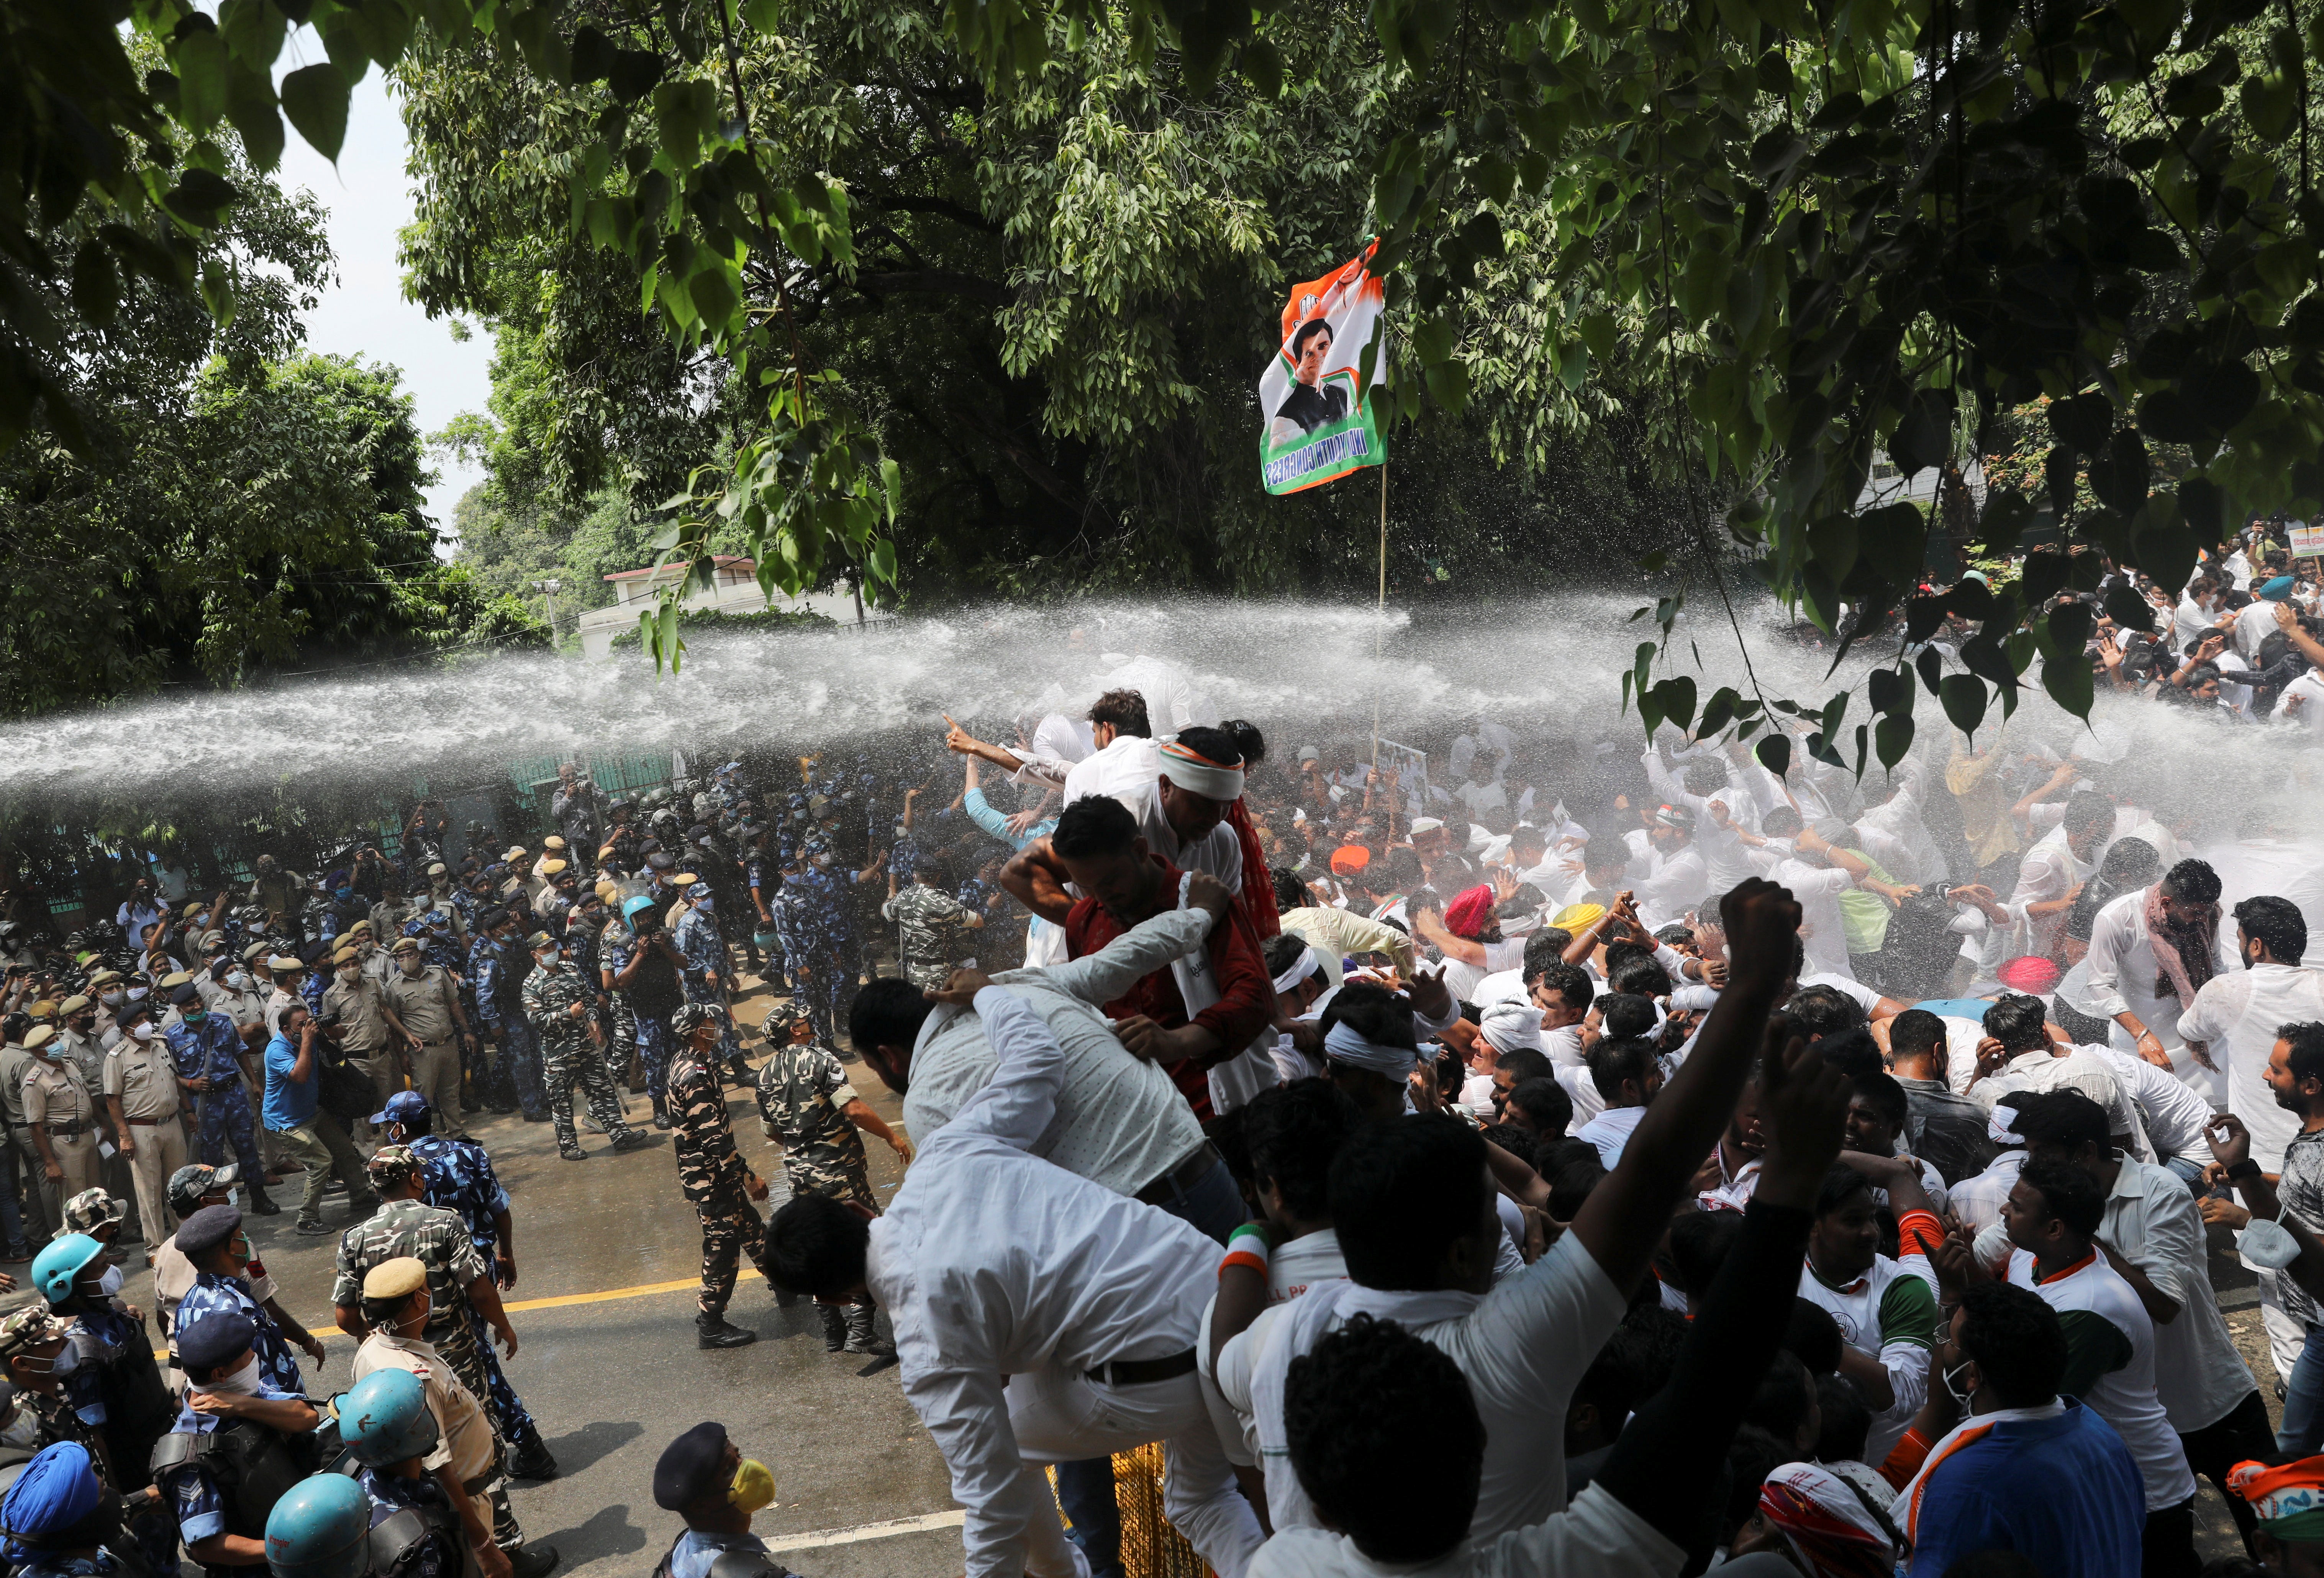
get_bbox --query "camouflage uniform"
[520,959,635,1156]
[753,1005,888,1352]
[404,1132,555,1473]
[671,901,742,1066]
[331,1174,525,1546]
[754,1030,874,1207]
[880,882,977,991]
[668,1031,772,1319]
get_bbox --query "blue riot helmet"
[264,1473,372,1578]
[31,1234,105,1306]
[336,1369,440,1468]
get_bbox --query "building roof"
[603,556,757,583]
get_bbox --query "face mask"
[2242,1209,2304,1270]
[334,887,353,901]
[537,949,559,965]
[130,1023,156,1042]
[0,1409,38,1449]
[227,971,252,991]
[1940,1360,1977,1412]
[338,967,359,982]
[126,986,148,1003]
[97,1264,123,1298]
[691,894,713,911]
[400,958,423,975]
[26,1343,79,1378]
[199,1354,262,1398]
[729,1458,777,1515]
[182,1009,205,1024]
[99,990,123,1008]
[813,855,833,868]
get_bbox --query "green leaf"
[279,65,350,162]
[2042,650,2095,718]
[1939,673,1988,738]
[224,63,284,171]
[1755,732,1791,777]
[1857,502,1927,587]
[1647,677,1697,732]
[174,24,229,134]
[880,457,903,526]
[1873,712,1914,769]
[70,243,120,327]
[344,0,415,66]
[218,0,287,70]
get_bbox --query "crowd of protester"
[0,529,2318,1574]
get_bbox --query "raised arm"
[1039,873,1231,1004]
[1569,877,1801,1292]
[931,981,1073,1153]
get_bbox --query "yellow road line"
[153,1273,731,1361]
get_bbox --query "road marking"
[764,1509,966,1551]
[502,1276,703,1313]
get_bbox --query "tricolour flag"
[1258,242,1387,495]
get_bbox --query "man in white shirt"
[847,873,1244,1234]
[1572,1036,1659,1168]
[2179,894,2324,1175]
[767,979,1265,1578]
[1629,804,1709,932]
[1738,813,1863,980]
[1985,1159,2201,1570]
[2083,859,2237,1103]
[1967,993,2149,1156]
[2009,793,2116,960]
[1208,877,1806,1543]
[2006,1090,2274,1549]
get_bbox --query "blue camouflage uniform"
[354,1466,464,1578]
[408,1131,546,1458]
[154,1375,307,1557]
[161,1011,265,1182]
[174,1272,301,1396]
[771,852,854,1042]
[672,899,740,1065]
[470,933,544,1119]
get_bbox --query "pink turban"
[1443,885,1497,940]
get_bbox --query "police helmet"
[30,1234,106,1306]
[336,1368,441,1467]
[621,895,660,924]
[263,1473,372,1578]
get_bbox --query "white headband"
[1159,739,1245,802]
[1324,1021,1416,1079]
[1479,1002,1545,1054]
[1272,953,1323,995]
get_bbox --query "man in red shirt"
[1047,795,1275,1124]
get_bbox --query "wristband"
[1228,1222,1273,1255]
[2228,1159,2263,1181]
[1219,1250,1270,1281]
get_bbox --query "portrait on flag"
[1259,242,1387,495]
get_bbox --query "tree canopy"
[5,0,2322,758]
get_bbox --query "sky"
[273,51,492,553]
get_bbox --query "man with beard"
[2085,858,2237,1103]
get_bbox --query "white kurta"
[2178,962,2324,1173]
[871,984,1260,1578]
[2083,888,2235,1105]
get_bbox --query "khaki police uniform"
[0,1039,55,1241]
[105,1033,188,1247]
[23,1052,100,1201]
[382,961,466,1136]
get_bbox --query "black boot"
[508,1428,559,1481]
[818,1304,848,1352]
[843,1301,894,1357]
[696,1312,757,1349]
[247,1187,282,1216]
[652,1098,673,1130]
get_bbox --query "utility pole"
[531,578,562,637]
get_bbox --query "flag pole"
[1370,458,1387,801]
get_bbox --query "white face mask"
[226,971,252,991]
[23,1343,78,1378]
[130,1024,156,1042]
[198,1354,262,1398]
[96,1264,123,1298]
[2242,1209,2304,1270]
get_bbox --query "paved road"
[9,974,962,1576]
